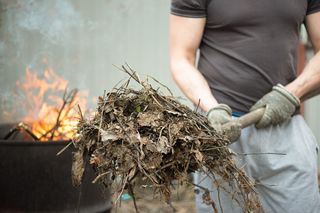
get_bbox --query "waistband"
[232,111,245,117]
[232,109,301,118]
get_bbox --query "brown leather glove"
[250,84,300,128]
[207,104,241,142]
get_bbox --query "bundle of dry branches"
[72,65,262,212]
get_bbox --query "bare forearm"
[171,59,218,112]
[286,50,320,101]
[169,15,217,111]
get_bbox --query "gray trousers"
[194,115,320,213]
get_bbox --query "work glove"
[250,84,300,129]
[207,104,241,142]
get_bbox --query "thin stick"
[194,99,201,113]
[92,171,110,184]
[56,141,72,156]
[212,174,224,213]
[77,104,84,121]
[128,183,139,213]
[147,75,173,96]
[97,90,107,142]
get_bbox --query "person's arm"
[286,12,320,101]
[170,14,241,141]
[169,15,218,112]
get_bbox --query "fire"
[16,67,88,141]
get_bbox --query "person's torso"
[198,0,307,112]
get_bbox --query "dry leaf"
[157,136,171,154]
[170,121,185,135]
[137,111,164,127]
[194,150,204,162]
[100,130,118,141]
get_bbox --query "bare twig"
[128,183,139,213]
[40,88,78,140]
[56,141,72,156]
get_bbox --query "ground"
[111,182,196,213]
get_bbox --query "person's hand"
[250,84,300,128]
[207,104,241,142]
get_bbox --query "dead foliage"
[72,65,262,212]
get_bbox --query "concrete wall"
[303,49,320,165]
[305,97,320,143]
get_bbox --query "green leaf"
[135,105,141,112]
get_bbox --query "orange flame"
[17,67,88,141]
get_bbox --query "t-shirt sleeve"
[171,0,207,18]
[307,0,320,15]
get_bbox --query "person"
[169,0,320,212]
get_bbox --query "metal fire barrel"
[0,139,112,213]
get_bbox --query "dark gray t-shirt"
[171,0,320,113]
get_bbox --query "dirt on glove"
[71,65,262,212]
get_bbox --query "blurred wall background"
[0,0,319,163]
